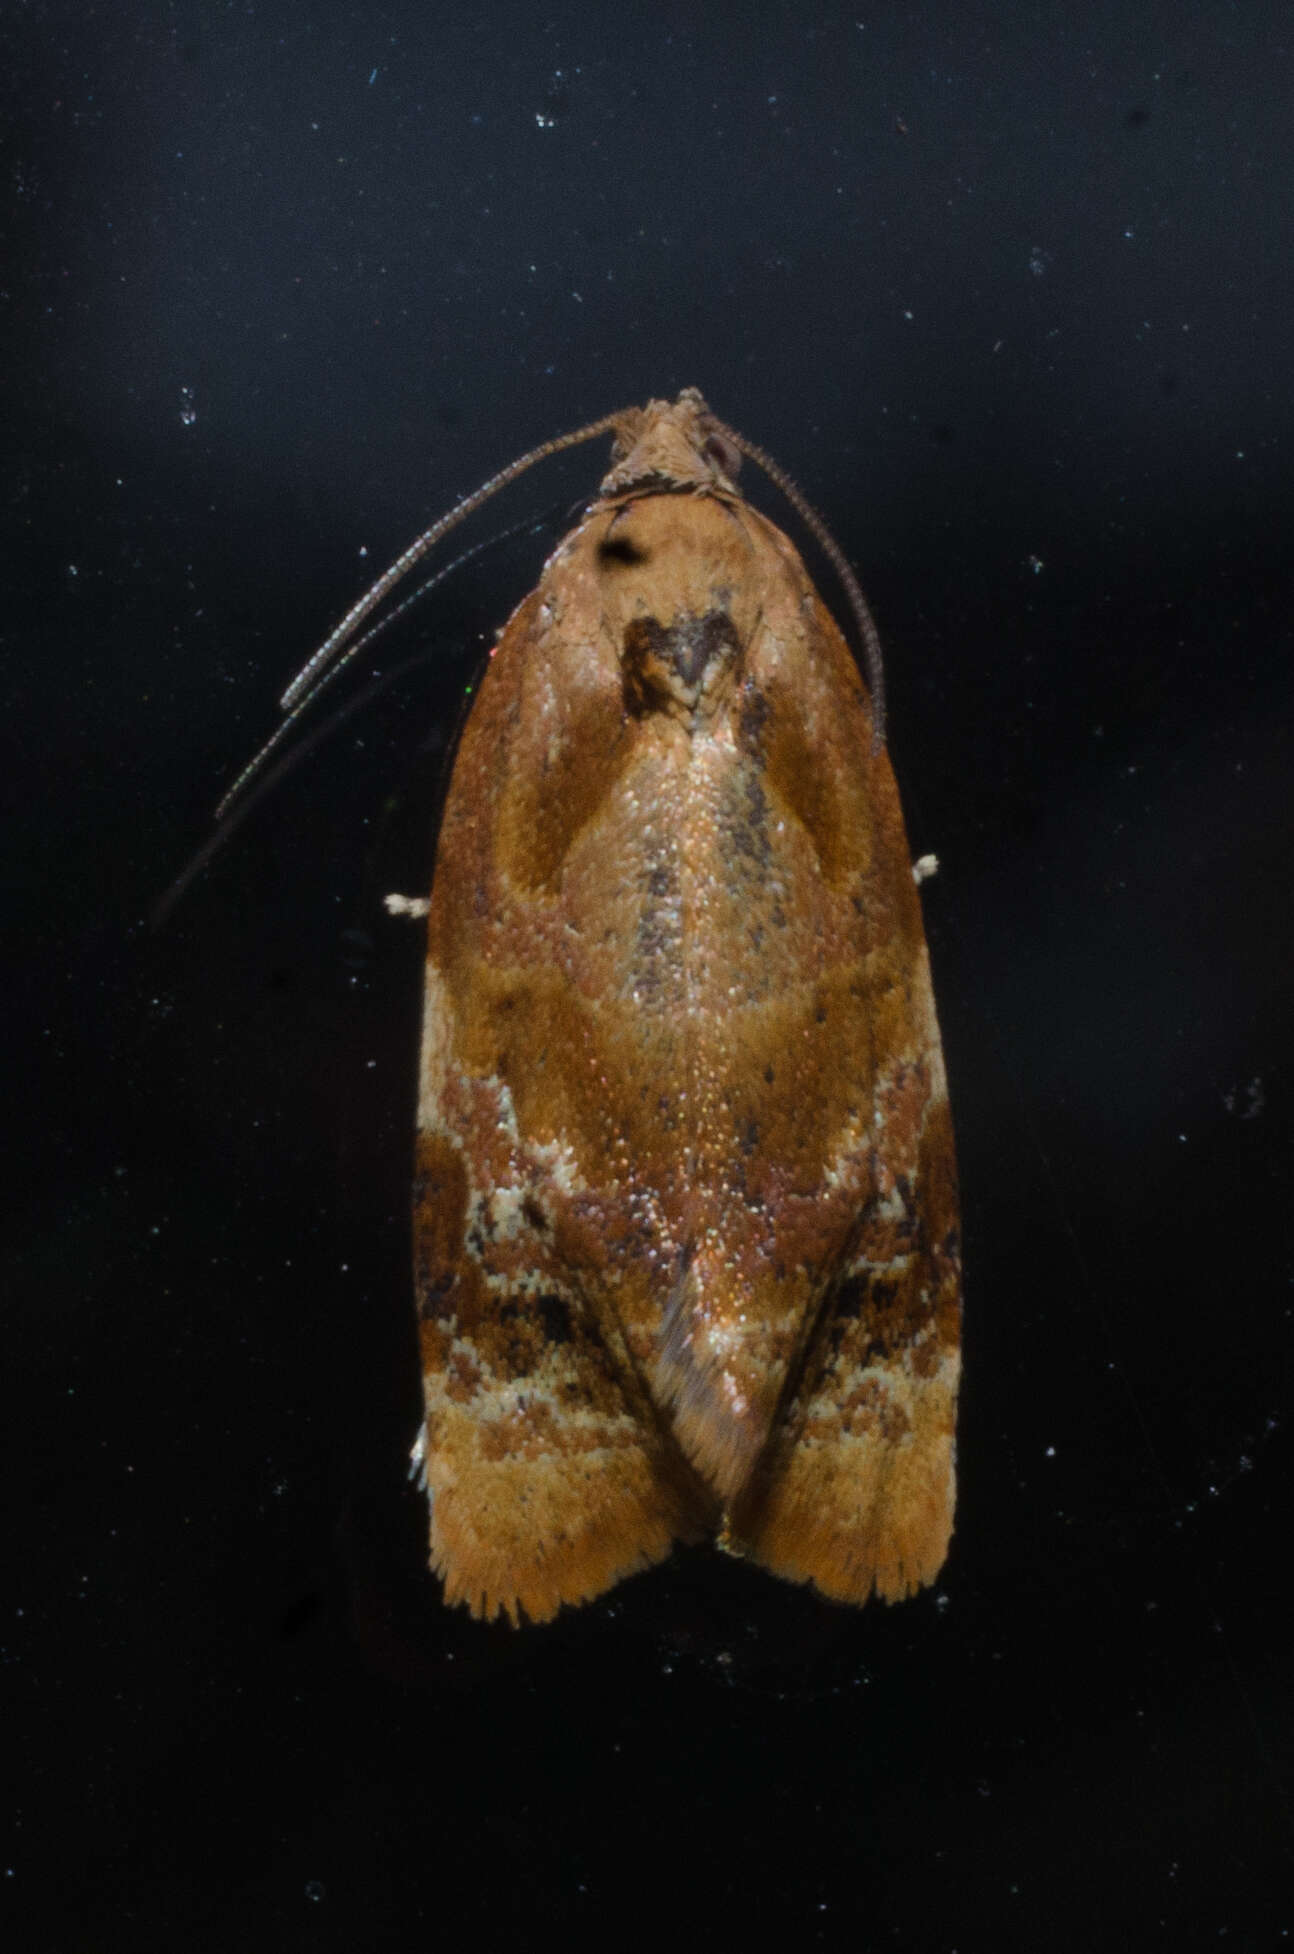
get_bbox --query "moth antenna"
[215,512,554,820]
[279,406,633,713]
[157,508,561,924]
[700,410,887,747]
[153,647,438,928]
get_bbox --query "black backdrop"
[6,4,1292,1949]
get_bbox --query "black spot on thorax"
[598,533,649,567]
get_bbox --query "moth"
[273,389,961,1625]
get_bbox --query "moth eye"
[702,432,742,482]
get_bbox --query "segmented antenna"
[214,514,551,820]
[278,407,629,715]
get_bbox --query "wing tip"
[428,1460,703,1626]
[732,1431,957,1608]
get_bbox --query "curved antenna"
[215,510,556,821]
[279,406,631,713]
[155,508,562,926]
[152,646,449,929]
[700,408,887,747]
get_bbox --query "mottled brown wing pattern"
[409,393,960,1623]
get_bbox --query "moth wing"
[734,1042,961,1604]
[411,588,712,1626]
[726,581,962,1604]
[412,1064,708,1628]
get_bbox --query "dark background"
[6,3,1292,1948]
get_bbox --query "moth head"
[601,390,742,499]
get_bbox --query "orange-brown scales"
[411,390,961,1624]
